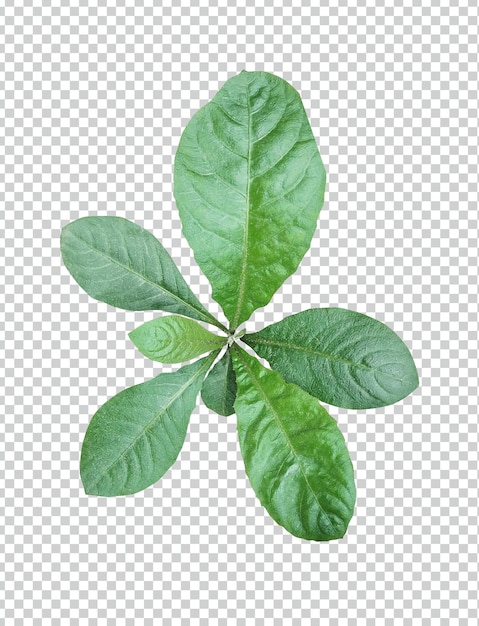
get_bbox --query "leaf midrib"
[173,337,226,346]
[248,336,408,382]
[68,230,223,330]
[231,76,252,330]
[150,337,226,361]
[234,346,336,535]
[90,354,216,491]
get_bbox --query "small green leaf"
[243,308,419,410]
[80,352,218,496]
[174,71,326,329]
[129,315,226,364]
[201,349,237,416]
[231,346,356,541]
[61,216,225,330]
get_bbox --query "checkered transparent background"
[1,0,478,623]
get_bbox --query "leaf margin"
[174,70,327,329]
[61,215,227,331]
[80,350,220,497]
[201,347,237,416]
[243,307,419,409]
[129,315,227,364]
[231,344,356,541]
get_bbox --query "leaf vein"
[191,136,247,200]
[257,148,319,209]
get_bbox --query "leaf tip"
[128,327,142,350]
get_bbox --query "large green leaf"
[231,346,355,541]
[129,315,226,364]
[174,71,326,329]
[243,308,419,410]
[80,352,218,496]
[201,349,237,416]
[61,216,225,330]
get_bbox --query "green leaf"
[174,71,326,329]
[201,349,237,416]
[231,346,356,541]
[243,308,419,410]
[129,315,226,364]
[80,352,218,496]
[61,216,225,330]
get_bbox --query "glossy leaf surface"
[80,353,217,496]
[201,349,237,416]
[243,308,419,409]
[129,315,226,364]
[174,71,326,329]
[231,346,355,541]
[61,216,223,329]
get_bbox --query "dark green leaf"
[243,308,419,409]
[201,349,237,416]
[174,71,326,329]
[61,216,225,330]
[80,352,218,496]
[231,346,356,541]
[129,315,226,364]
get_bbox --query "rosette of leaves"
[61,71,418,541]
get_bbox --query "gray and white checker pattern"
[1,0,478,623]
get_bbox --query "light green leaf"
[201,349,237,416]
[129,315,226,364]
[243,308,419,410]
[80,352,218,496]
[231,346,356,541]
[174,71,326,329]
[61,216,225,330]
